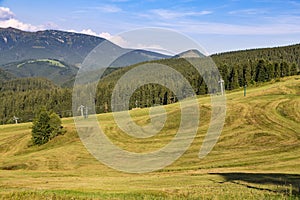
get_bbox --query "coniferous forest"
[0,44,299,124]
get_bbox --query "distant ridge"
[0,27,104,66]
[174,49,205,58]
[0,27,299,89]
[0,27,170,67]
[1,59,78,86]
[0,27,171,85]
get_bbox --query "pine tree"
[229,67,239,89]
[31,108,51,145]
[49,112,63,139]
[267,62,275,80]
[290,63,298,76]
[274,62,280,78]
[280,62,289,77]
[243,64,252,85]
[255,60,266,82]
[31,108,63,145]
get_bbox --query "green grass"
[0,76,299,199]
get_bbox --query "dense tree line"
[0,45,299,124]
[0,78,72,124]
[0,77,57,92]
[94,58,299,112]
[218,59,299,90]
[94,58,216,112]
[212,43,300,68]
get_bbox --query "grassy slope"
[0,76,299,199]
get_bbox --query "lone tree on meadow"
[31,107,63,145]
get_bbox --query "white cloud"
[99,32,112,39]
[149,9,212,19]
[160,20,300,35]
[111,35,128,46]
[0,18,42,31]
[72,5,122,15]
[96,32,171,54]
[134,43,173,55]
[68,29,112,39]
[98,32,128,46]
[96,5,122,13]
[0,7,56,31]
[66,29,128,46]
[80,29,102,37]
[228,9,268,15]
[0,7,14,20]
[97,32,171,54]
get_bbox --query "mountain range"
[0,27,299,88]
[0,27,299,124]
[0,27,172,85]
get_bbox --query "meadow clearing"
[0,76,299,199]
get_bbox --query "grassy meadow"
[0,76,299,199]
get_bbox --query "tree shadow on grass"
[210,172,300,196]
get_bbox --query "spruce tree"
[290,63,298,76]
[31,108,63,145]
[255,60,266,82]
[31,108,51,145]
[229,67,239,89]
[49,112,63,139]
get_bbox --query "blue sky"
[0,0,300,54]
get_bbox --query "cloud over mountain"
[0,7,14,20]
[0,6,53,31]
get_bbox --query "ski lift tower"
[78,105,85,117]
[218,79,225,96]
[13,116,19,124]
[84,106,89,119]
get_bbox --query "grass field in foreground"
[0,76,299,199]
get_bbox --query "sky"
[0,0,300,54]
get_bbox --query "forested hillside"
[94,58,214,112]
[0,78,72,124]
[0,44,299,124]
[212,43,300,66]
[0,68,14,82]
[212,44,300,89]
[0,77,58,92]
[1,59,79,86]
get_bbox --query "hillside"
[0,28,299,91]
[0,27,169,67]
[0,32,299,125]
[211,43,300,67]
[0,53,298,124]
[174,49,205,58]
[94,55,298,112]
[0,27,104,66]
[0,76,299,199]
[0,77,58,92]
[0,59,79,86]
[0,68,14,82]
